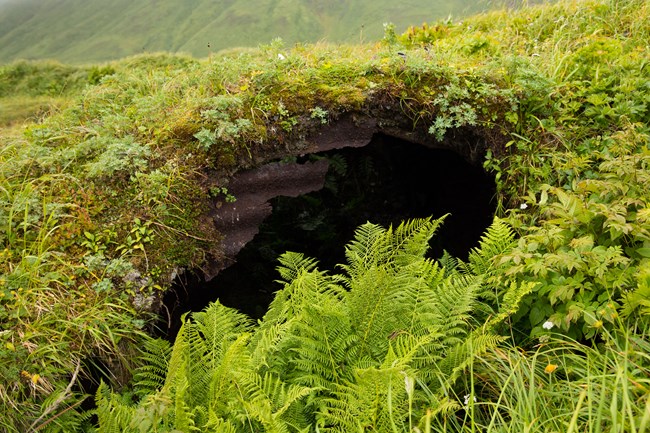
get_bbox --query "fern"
[438,250,460,275]
[389,216,447,267]
[433,331,505,391]
[275,251,319,284]
[467,217,516,277]
[262,258,342,330]
[238,371,312,432]
[97,217,527,432]
[340,221,390,280]
[319,364,410,433]
[281,291,355,390]
[95,382,136,433]
[344,217,448,361]
[133,337,172,398]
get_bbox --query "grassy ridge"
[0,0,648,430]
[0,0,509,63]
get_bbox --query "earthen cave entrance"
[160,132,496,338]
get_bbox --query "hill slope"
[1,0,648,431]
[2,0,503,63]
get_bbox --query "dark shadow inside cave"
[158,133,496,338]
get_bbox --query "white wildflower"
[463,394,476,407]
[520,203,528,210]
[542,321,555,330]
[277,53,286,60]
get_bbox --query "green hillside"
[1,0,513,63]
[0,0,649,431]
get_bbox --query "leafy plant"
[95,217,530,432]
[84,136,151,179]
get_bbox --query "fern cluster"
[96,217,527,432]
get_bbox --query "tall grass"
[0,132,148,432]
[430,324,650,432]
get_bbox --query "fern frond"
[95,381,137,433]
[346,264,398,360]
[204,414,240,433]
[340,221,389,280]
[467,217,516,276]
[132,337,172,398]
[431,331,505,392]
[239,371,312,431]
[249,319,295,370]
[345,218,453,361]
[621,265,650,318]
[276,251,319,283]
[160,301,253,414]
[286,297,355,389]
[261,266,343,332]
[438,250,460,276]
[162,317,191,398]
[390,215,447,267]
[388,258,446,335]
[193,300,253,363]
[319,366,409,433]
[173,372,201,432]
[486,280,536,329]
[431,274,481,343]
[208,333,252,417]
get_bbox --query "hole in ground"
[159,133,496,338]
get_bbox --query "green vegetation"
[0,0,648,431]
[0,0,535,64]
[96,218,532,432]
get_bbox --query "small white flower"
[542,321,555,330]
[463,394,476,406]
[520,203,528,210]
[277,53,286,60]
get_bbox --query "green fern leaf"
[467,217,516,276]
[276,251,319,283]
[133,337,172,398]
[341,221,389,280]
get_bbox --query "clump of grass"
[432,323,650,432]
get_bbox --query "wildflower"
[463,394,476,407]
[520,203,529,210]
[542,321,554,330]
[544,363,558,374]
[593,320,603,329]
[277,53,286,60]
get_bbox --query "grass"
[0,0,501,64]
[0,96,71,126]
[0,0,648,431]
[452,325,650,433]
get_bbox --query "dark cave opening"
[159,133,496,338]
